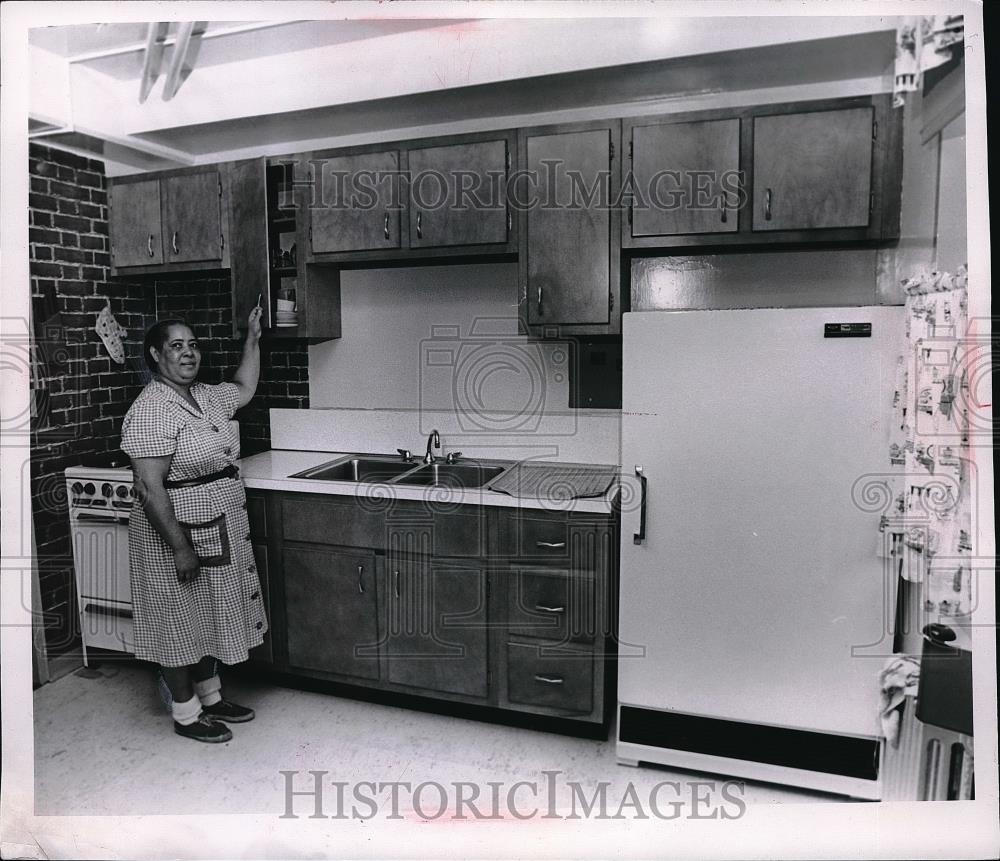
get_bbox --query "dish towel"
[878,655,921,747]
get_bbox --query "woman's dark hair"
[143,319,191,371]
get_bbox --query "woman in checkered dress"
[121,308,265,743]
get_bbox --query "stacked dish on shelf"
[275,297,297,327]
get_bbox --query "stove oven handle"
[74,512,130,524]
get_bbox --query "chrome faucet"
[423,429,440,464]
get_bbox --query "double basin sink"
[290,455,508,490]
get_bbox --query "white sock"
[194,675,222,706]
[171,694,202,726]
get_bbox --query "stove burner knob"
[83,482,95,495]
[116,485,129,498]
[71,482,84,496]
[101,483,114,498]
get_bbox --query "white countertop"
[239,449,619,514]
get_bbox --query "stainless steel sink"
[393,462,506,489]
[290,456,419,482]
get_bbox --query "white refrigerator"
[616,306,903,799]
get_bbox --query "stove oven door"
[72,513,131,604]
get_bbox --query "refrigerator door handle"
[633,465,647,545]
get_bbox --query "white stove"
[65,457,135,663]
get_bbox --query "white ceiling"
[27,15,900,175]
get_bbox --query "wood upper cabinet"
[109,166,227,274]
[752,106,874,231]
[309,150,402,253]
[282,546,381,680]
[519,120,622,335]
[109,179,163,267]
[407,139,510,248]
[161,171,224,263]
[629,118,741,237]
[622,94,901,250]
[303,131,516,264]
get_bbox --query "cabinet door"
[385,557,489,699]
[161,171,223,263]
[310,151,401,253]
[109,180,163,267]
[753,107,873,231]
[283,547,380,680]
[407,140,509,248]
[524,127,614,327]
[631,118,740,236]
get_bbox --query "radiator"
[881,695,974,800]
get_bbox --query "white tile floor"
[34,661,841,816]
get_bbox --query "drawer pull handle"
[83,603,133,620]
[357,564,365,594]
[536,541,566,549]
[535,604,565,614]
[534,674,564,685]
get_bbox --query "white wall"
[308,264,569,411]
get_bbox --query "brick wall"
[153,274,309,454]
[28,143,308,657]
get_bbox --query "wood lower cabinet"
[283,545,381,680]
[385,557,489,698]
[255,490,619,733]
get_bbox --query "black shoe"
[202,698,255,723]
[174,715,233,743]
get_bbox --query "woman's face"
[151,324,200,386]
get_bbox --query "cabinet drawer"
[501,512,609,566]
[508,568,596,643]
[388,501,487,558]
[507,642,593,714]
[81,601,135,655]
[282,497,385,549]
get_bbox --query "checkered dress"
[121,380,267,667]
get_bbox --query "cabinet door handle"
[506,210,512,235]
[357,564,365,594]
[536,541,565,549]
[383,212,390,240]
[720,199,727,223]
[534,674,564,685]
[535,604,565,614]
[634,465,647,545]
[147,234,154,257]
[171,231,179,254]
[537,284,543,317]
[393,569,400,598]
[764,188,773,222]
[416,211,422,239]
